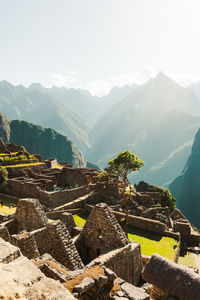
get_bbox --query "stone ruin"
[77,203,129,264]
[0,195,200,298]
[0,148,200,298]
[0,138,25,153]
[0,198,151,299]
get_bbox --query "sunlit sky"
[1,0,200,96]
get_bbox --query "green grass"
[73,213,198,267]
[52,164,63,169]
[178,252,196,267]
[0,196,18,214]
[74,212,88,227]
[5,162,45,168]
[127,226,176,260]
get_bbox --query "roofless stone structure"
[77,203,129,264]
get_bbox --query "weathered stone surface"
[0,237,21,263]
[34,253,68,282]
[143,254,200,300]
[15,198,48,231]
[88,243,142,286]
[11,231,40,259]
[0,240,75,299]
[61,212,76,233]
[73,277,95,293]
[0,224,11,242]
[121,282,150,300]
[34,221,83,270]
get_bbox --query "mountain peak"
[149,71,179,88]
[29,83,44,91]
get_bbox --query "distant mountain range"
[87,72,200,186]
[169,128,200,229]
[0,112,86,168]
[1,73,200,187]
[0,80,137,154]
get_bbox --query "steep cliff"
[0,113,86,167]
[169,128,200,228]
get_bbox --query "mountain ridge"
[0,112,86,168]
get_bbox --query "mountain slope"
[0,112,86,167]
[0,81,90,152]
[169,128,200,228]
[87,73,200,185]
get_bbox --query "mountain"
[0,112,86,168]
[169,128,200,229]
[189,81,200,99]
[29,82,137,124]
[0,81,90,153]
[0,80,137,153]
[87,72,200,185]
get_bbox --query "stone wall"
[88,243,142,286]
[11,231,39,259]
[57,167,88,188]
[114,211,167,234]
[0,225,11,242]
[3,178,89,208]
[33,221,83,270]
[77,203,129,264]
[45,159,58,168]
[43,185,89,207]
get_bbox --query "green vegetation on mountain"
[0,112,86,168]
[169,127,200,229]
[0,81,90,152]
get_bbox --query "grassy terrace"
[0,194,18,214]
[73,213,196,267]
[5,162,45,168]
[0,152,18,156]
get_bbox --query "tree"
[105,150,144,237]
[0,166,8,185]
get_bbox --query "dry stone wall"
[33,221,83,270]
[11,231,39,259]
[77,203,129,264]
[114,211,167,234]
[88,243,142,286]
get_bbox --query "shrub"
[0,166,8,184]
[3,156,9,161]
[18,155,27,160]
[0,157,3,163]
[156,186,176,211]
[28,155,36,160]
[98,172,109,182]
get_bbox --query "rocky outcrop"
[169,127,200,228]
[0,112,86,167]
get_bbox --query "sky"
[1,0,200,96]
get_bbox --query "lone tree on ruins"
[105,150,144,237]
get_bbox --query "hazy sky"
[1,0,200,95]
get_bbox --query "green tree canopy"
[104,150,144,238]
[105,150,144,183]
